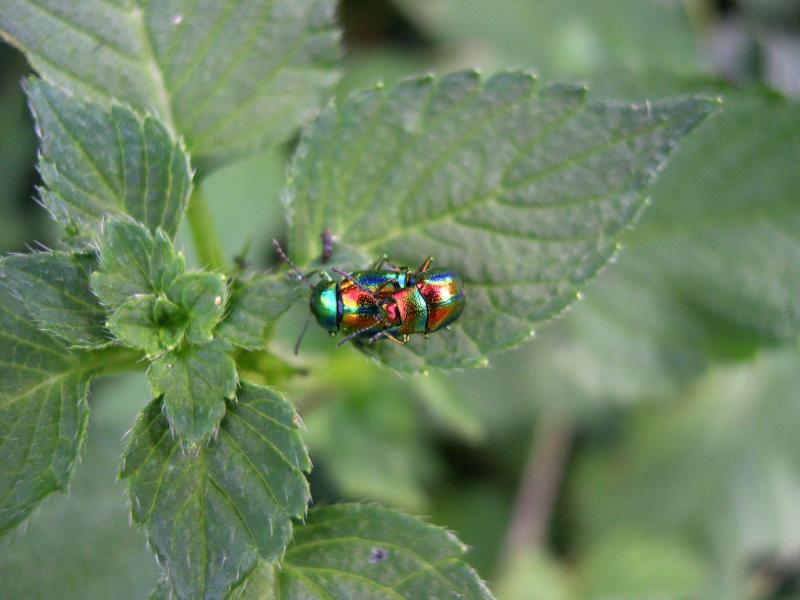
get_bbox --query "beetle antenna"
[336,318,384,347]
[367,329,391,344]
[293,318,311,355]
[331,267,381,303]
[272,239,313,288]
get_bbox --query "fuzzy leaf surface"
[106,294,184,357]
[92,219,185,309]
[232,504,494,600]
[166,272,228,345]
[288,71,717,371]
[122,383,310,599]
[146,342,238,445]
[0,285,92,534]
[2,0,340,169]
[2,251,109,348]
[26,79,191,240]
[218,274,307,350]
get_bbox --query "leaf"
[630,89,800,344]
[494,551,573,600]
[147,341,238,445]
[2,250,110,348]
[233,504,494,600]
[166,272,228,345]
[303,380,436,512]
[287,71,718,371]
[121,382,310,599]
[570,349,800,595]
[26,79,191,240]
[0,284,91,535]
[532,255,710,410]
[2,0,341,169]
[394,0,700,78]
[578,531,708,600]
[218,273,307,350]
[92,219,185,309]
[107,294,185,357]
[0,374,159,599]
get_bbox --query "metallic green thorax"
[310,281,338,332]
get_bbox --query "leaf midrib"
[129,4,176,132]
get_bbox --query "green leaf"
[233,504,494,600]
[0,284,91,534]
[2,251,110,348]
[218,273,307,350]
[494,551,574,600]
[303,380,435,512]
[107,294,185,357]
[26,79,191,240]
[571,349,800,594]
[578,531,708,600]
[631,89,800,344]
[2,1,341,169]
[0,375,159,599]
[121,382,310,599]
[92,218,185,309]
[147,342,238,445]
[530,256,710,411]
[287,71,718,371]
[395,0,700,78]
[166,272,228,345]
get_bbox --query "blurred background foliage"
[2,1,800,598]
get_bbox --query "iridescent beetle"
[272,240,465,350]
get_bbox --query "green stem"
[88,347,146,379]
[187,187,227,271]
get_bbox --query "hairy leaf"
[232,503,494,600]
[26,79,191,240]
[632,90,800,344]
[166,272,228,345]
[92,219,185,309]
[0,375,159,599]
[288,71,717,371]
[122,383,310,599]
[146,341,238,445]
[107,294,185,357]
[218,273,307,350]
[2,0,340,169]
[2,251,109,348]
[0,285,91,534]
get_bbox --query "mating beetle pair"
[273,240,465,349]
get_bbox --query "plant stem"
[501,415,574,559]
[186,187,227,271]
[88,347,146,379]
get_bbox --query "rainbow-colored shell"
[309,265,465,342]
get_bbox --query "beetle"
[272,240,465,350]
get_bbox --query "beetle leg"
[369,329,406,345]
[372,254,389,269]
[415,256,433,276]
[337,323,380,347]
[373,254,404,273]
